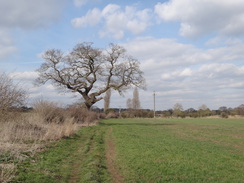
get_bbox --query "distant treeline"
[92,104,244,118]
[10,104,244,119]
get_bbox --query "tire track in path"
[105,127,124,183]
[68,130,96,183]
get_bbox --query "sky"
[0,0,244,110]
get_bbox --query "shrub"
[98,113,106,119]
[33,99,65,124]
[106,112,118,119]
[67,105,99,124]
[121,110,154,118]
[221,112,228,118]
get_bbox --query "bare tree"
[199,104,208,111]
[104,88,111,112]
[35,42,146,110]
[132,87,141,109]
[173,103,183,117]
[198,104,211,117]
[0,72,27,113]
[126,98,132,109]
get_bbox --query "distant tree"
[185,108,197,118]
[236,104,244,115]
[185,108,196,113]
[173,103,184,117]
[162,109,173,118]
[199,104,208,111]
[173,103,183,111]
[132,87,141,110]
[198,104,211,117]
[217,106,229,117]
[103,88,111,112]
[219,106,228,112]
[35,42,146,110]
[126,98,132,109]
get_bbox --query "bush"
[67,105,99,124]
[106,112,119,119]
[221,112,228,118]
[33,99,65,124]
[121,110,154,118]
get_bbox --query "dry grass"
[0,164,15,183]
[0,100,99,183]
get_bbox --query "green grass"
[102,118,244,183]
[13,126,111,183]
[12,118,244,183]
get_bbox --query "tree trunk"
[84,102,92,110]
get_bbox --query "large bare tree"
[35,42,145,109]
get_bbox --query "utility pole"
[153,91,156,118]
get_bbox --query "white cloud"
[72,4,152,39]
[123,37,205,72]
[122,37,244,109]
[0,0,67,60]
[9,71,38,81]
[198,64,244,79]
[72,8,101,27]
[124,37,244,76]
[161,68,192,80]
[155,0,244,38]
[0,30,16,59]
[0,0,66,30]
[73,0,88,7]
[101,4,121,17]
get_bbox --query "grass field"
[12,118,244,183]
[103,118,244,183]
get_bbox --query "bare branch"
[0,73,27,113]
[35,42,146,109]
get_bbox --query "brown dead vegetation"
[0,100,99,183]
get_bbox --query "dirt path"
[105,127,124,183]
[68,147,83,183]
[68,130,96,183]
[67,127,124,183]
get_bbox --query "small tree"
[173,103,183,117]
[236,104,244,115]
[35,42,145,110]
[198,104,211,117]
[0,72,27,114]
[132,87,141,110]
[126,98,132,109]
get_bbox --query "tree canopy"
[35,42,146,109]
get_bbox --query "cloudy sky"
[0,0,244,110]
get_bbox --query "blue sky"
[0,0,244,110]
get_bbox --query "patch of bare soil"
[105,128,124,183]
